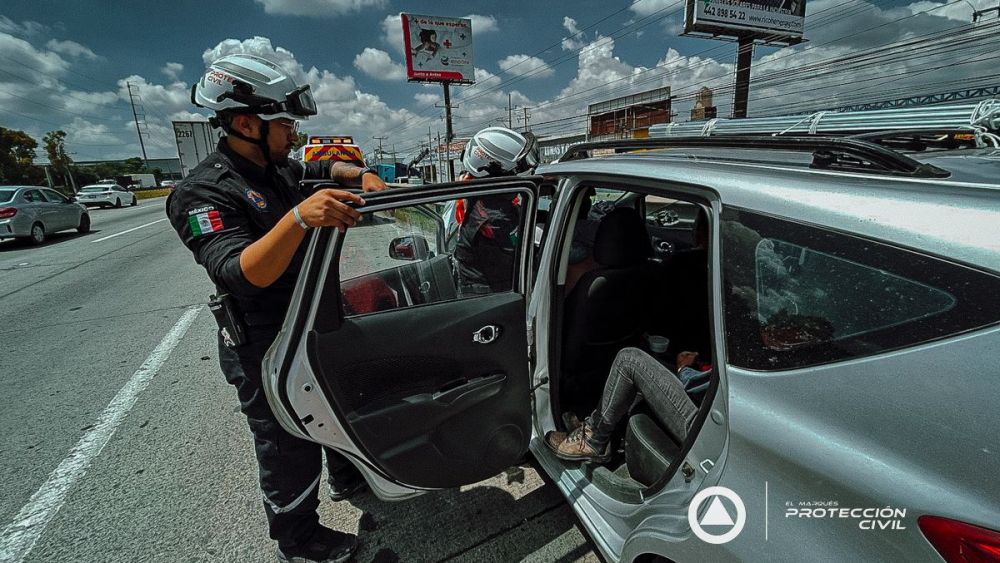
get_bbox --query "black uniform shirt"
[166,138,331,327]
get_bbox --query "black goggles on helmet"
[200,82,318,118]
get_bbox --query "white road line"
[91,218,168,243]
[0,306,202,563]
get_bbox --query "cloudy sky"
[1,0,997,163]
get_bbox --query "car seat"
[561,207,654,405]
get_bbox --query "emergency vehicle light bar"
[309,136,354,145]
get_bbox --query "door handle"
[473,325,502,344]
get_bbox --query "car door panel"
[265,178,539,494]
[309,291,528,488]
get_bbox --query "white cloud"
[253,0,386,17]
[497,54,554,79]
[381,14,406,55]
[465,14,499,34]
[414,92,440,105]
[353,48,406,80]
[161,62,184,82]
[45,39,98,60]
[561,17,586,50]
[0,15,46,37]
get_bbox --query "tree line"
[0,126,164,193]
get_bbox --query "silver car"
[262,129,999,561]
[76,183,137,208]
[0,186,91,245]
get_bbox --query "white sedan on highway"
[76,184,136,208]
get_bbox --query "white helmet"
[191,54,316,121]
[461,126,539,178]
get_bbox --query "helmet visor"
[285,85,317,117]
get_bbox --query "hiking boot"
[552,423,611,463]
[562,411,583,432]
[545,411,586,450]
[328,477,367,502]
[276,527,358,563]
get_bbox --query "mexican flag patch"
[188,206,223,237]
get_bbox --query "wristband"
[292,206,311,230]
[358,166,378,180]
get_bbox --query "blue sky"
[1,0,996,162]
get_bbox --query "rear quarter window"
[721,207,1000,370]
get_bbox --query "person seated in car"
[547,347,708,462]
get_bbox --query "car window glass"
[0,190,15,203]
[755,239,955,341]
[722,207,1000,370]
[24,190,44,202]
[338,191,528,318]
[42,189,68,203]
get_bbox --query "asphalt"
[0,197,599,563]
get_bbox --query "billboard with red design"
[401,13,476,84]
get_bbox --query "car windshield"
[81,186,111,192]
[0,189,15,203]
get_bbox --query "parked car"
[76,184,136,208]
[0,186,91,244]
[261,113,1000,561]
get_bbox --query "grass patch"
[135,189,172,200]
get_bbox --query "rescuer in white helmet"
[453,126,539,294]
[167,53,386,563]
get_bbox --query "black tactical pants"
[218,332,360,548]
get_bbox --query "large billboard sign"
[401,13,475,84]
[685,0,806,41]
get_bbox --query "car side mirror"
[388,235,431,261]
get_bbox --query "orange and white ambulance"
[293,135,366,167]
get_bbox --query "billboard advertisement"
[685,0,806,40]
[401,13,475,84]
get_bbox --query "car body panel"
[0,186,87,240]
[77,184,132,207]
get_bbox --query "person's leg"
[551,348,697,461]
[219,338,356,560]
[324,448,366,501]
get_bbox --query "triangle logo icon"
[700,496,735,527]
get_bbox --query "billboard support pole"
[443,81,455,182]
[733,35,754,119]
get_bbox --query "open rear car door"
[263,178,540,499]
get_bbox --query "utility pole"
[126,82,150,170]
[372,135,387,165]
[427,127,433,182]
[732,36,754,119]
[522,107,531,132]
[507,93,520,129]
[442,84,456,181]
[436,132,443,183]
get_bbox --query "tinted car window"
[0,189,15,203]
[42,189,69,203]
[337,191,527,318]
[23,190,44,202]
[722,207,1000,370]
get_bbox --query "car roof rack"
[557,136,951,178]
[648,100,1000,148]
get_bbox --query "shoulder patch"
[245,189,268,210]
[187,206,224,237]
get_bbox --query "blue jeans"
[586,347,698,450]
